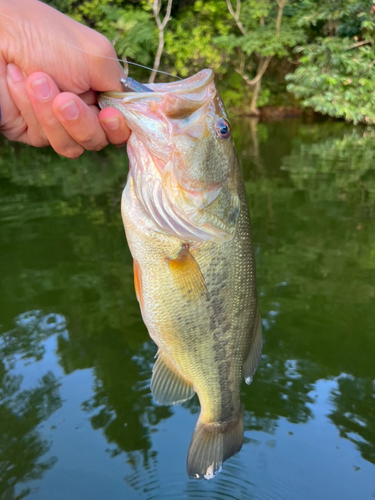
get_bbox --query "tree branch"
[346,40,372,50]
[275,0,287,36]
[160,0,173,30]
[149,0,173,83]
[235,0,241,19]
[153,0,161,26]
[235,56,272,86]
[226,0,247,36]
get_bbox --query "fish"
[98,69,262,479]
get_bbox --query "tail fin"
[186,408,244,479]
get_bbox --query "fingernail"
[7,63,23,82]
[31,78,50,100]
[59,100,79,121]
[104,117,120,130]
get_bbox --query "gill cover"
[99,70,240,244]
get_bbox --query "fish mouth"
[101,69,215,102]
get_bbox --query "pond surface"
[0,118,374,500]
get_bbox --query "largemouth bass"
[99,70,262,479]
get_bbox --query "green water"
[0,119,374,500]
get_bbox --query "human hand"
[0,0,130,158]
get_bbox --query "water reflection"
[329,374,375,465]
[78,340,172,457]
[0,121,374,498]
[0,311,63,500]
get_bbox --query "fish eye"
[215,118,231,140]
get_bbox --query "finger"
[52,93,108,151]
[99,107,130,146]
[88,103,100,117]
[0,60,25,141]
[6,64,48,147]
[26,72,84,159]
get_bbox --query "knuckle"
[3,116,27,139]
[79,130,97,144]
[87,33,116,61]
[97,35,116,59]
[108,135,125,146]
[91,139,108,152]
[32,137,49,148]
[76,130,107,151]
[57,146,84,159]
[29,130,49,148]
[42,114,60,129]
[0,123,27,142]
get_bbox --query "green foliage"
[165,1,229,77]
[41,0,74,10]
[286,0,375,123]
[98,5,156,64]
[286,37,375,123]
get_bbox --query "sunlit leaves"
[101,6,156,64]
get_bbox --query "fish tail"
[186,406,244,480]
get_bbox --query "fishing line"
[0,9,181,81]
[51,38,182,80]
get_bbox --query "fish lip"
[100,69,215,102]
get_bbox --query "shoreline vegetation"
[44,0,375,124]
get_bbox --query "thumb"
[83,32,126,93]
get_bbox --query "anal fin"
[243,307,263,385]
[151,351,195,405]
[167,245,207,300]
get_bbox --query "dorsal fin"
[151,351,195,405]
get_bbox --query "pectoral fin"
[243,307,263,385]
[167,246,207,300]
[133,259,144,311]
[151,351,195,405]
